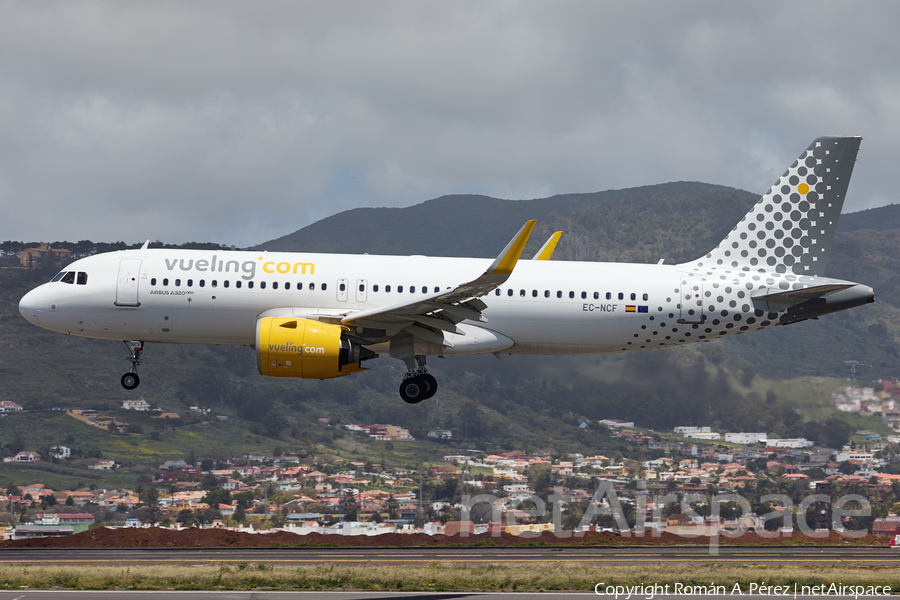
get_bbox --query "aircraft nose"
[19,288,40,326]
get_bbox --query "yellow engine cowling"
[256,317,368,379]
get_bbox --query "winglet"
[486,220,536,275]
[532,231,562,260]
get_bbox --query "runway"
[0,544,897,566]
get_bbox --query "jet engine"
[256,317,373,379]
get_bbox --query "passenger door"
[115,259,142,307]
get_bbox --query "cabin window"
[211,280,217,288]
[519,289,526,297]
[581,291,587,299]
[568,291,574,299]
[384,285,390,292]
[151,278,157,286]
[507,289,513,297]
[174,279,181,287]
[187,279,193,287]
[321,283,327,291]
[309,282,315,290]
[359,284,364,292]
[434,286,439,293]
[199,280,205,287]
[606,292,612,300]
[61,272,75,284]
[163,278,169,286]
[373,284,378,292]
[593,292,599,300]
[630,293,636,301]
[643,293,649,301]
[285,282,290,290]
[532,290,538,297]
[223,280,229,288]
[618,292,624,300]
[235,281,241,289]
[77,272,88,285]
[544,290,550,298]
[248,281,254,289]
[340,282,346,292]
[260,282,266,289]
[398,285,403,293]
[272,282,279,290]
[495,289,501,296]
[557,291,562,298]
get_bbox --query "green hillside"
[1,182,897,472]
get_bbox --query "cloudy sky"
[2,1,898,248]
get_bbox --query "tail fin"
[681,136,861,275]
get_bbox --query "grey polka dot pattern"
[683,136,861,276]
[638,136,867,348]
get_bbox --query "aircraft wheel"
[121,372,140,390]
[399,376,427,404]
[421,373,438,399]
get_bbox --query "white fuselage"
[18,247,808,357]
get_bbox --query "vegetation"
[1,563,900,591]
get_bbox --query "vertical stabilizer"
[681,136,861,275]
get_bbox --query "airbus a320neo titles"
[19,136,874,403]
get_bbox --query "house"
[18,243,71,268]
[121,399,151,411]
[157,412,180,420]
[428,429,453,439]
[4,451,41,463]
[88,459,116,471]
[48,445,71,460]
[0,401,23,412]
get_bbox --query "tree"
[139,486,162,525]
[201,489,232,507]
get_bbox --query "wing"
[532,231,562,260]
[341,220,536,347]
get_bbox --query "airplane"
[19,136,874,403]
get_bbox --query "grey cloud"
[1,1,899,248]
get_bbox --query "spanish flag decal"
[625,305,636,313]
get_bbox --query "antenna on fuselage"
[140,240,150,250]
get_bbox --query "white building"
[684,432,720,440]
[674,426,710,434]
[48,445,71,459]
[767,438,813,448]
[121,398,151,411]
[0,401,23,412]
[725,432,768,444]
[599,419,634,428]
[835,451,875,463]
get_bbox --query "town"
[4,382,900,541]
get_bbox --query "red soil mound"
[0,527,887,548]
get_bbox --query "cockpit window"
[77,272,88,285]
[60,272,76,284]
[51,272,67,282]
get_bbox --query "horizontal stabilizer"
[751,284,854,310]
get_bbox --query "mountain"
[1,182,896,467]
[257,182,757,265]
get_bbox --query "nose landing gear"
[121,341,143,390]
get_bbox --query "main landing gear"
[121,340,143,390]
[399,355,438,404]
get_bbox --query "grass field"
[0,563,898,592]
